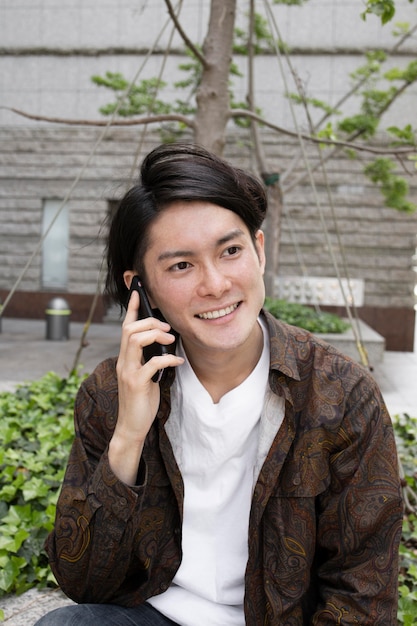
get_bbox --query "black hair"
[105,142,267,309]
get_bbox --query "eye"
[223,245,241,257]
[170,261,191,271]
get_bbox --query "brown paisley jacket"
[46,312,403,624]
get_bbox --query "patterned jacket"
[46,312,403,624]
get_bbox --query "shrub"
[0,370,86,602]
[393,413,417,625]
[264,297,350,334]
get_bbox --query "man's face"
[141,201,266,362]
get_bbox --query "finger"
[124,291,170,334]
[119,290,140,359]
[119,323,174,373]
[124,288,139,324]
[142,353,185,384]
[121,289,168,356]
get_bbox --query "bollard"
[45,297,71,341]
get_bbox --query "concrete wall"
[1,0,416,128]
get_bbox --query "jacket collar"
[261,310,303,409]
[263,310,302,381]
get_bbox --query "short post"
[45,297,71,341]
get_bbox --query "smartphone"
[129,275,168,382]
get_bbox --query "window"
[41,199,69,289]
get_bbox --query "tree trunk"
[194,0,281,296]
[194,0,236,155]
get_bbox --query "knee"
[34,604,85,626]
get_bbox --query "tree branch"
[4,107,195,129]
[230,108,416,156]
[163,0,207,67]
[5,105,415,158]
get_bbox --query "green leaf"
[263,298,350,333]
[1,504,33,525]
[361,0,396,24]
[0,556,27,592]
[0,529,30,552]
[385,60,417,83]
[22,478,56,502]
[387,124,416,146]
[338,114,379,138]
[93,75,170,118]
[364,158,417,213]
[91,71,129,91]
[287,93,338,116]
[0,561,16,592]
[0,370,86,597]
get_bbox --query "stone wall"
[0,126,416,350]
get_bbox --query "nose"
[196,264,232,298]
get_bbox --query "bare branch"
[6,105,415,158]
[163,0,207,67]
[395,152,417,177]
[4,107,195,129]
[230,108,416,156]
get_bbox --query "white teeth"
[198,303,239,320]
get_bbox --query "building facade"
[0,0,416,349]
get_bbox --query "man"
[36,143,403,625]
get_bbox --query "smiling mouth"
[196,302,240,320]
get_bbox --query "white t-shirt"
[148,320,270,625]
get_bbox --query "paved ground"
[0,588,75,625]
[0,317,122,392]
[0,315,416,624]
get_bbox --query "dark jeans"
[33,602,179,626]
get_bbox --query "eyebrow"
[157,228,245,262]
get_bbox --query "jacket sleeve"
[45,359,149,604]
[312,372,403,624]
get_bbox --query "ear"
[255,230,266,275]
[123,270,158,308]
[123,270,136,290]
